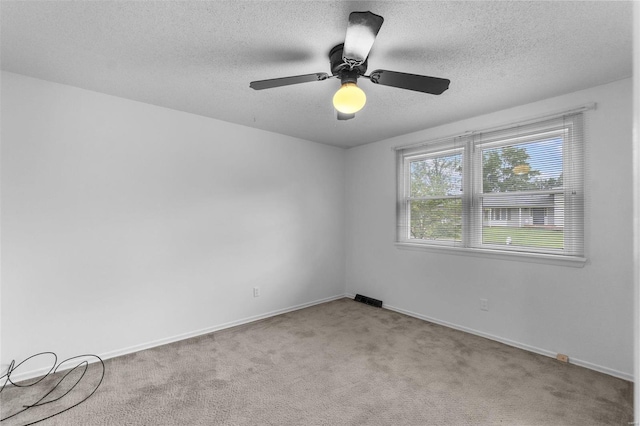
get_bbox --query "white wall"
[0,72,346,375]
[345,78,634,380]
[633,3,640,417]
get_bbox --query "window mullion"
[467,138,482,248]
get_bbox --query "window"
[396,112,585,260]
[406,148,463,242]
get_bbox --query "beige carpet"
[1,298,633,425]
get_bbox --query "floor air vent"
[354,294,383,308]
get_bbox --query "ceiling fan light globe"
[333,83,366,114]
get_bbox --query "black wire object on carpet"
[0,352,104,425]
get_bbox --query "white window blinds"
[397,109,586,259]
[471,113,584,256]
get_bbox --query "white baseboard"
[5,293,349,383]
[9,293,631,383]
[368,297,633,382]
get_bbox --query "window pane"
[410,153,462,197]
[481,194,564,249]
[410,199,462,241]
[482,138,563,193]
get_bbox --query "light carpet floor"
[1,298,634,425]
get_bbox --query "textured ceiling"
[0,1,633,148]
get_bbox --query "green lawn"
[483,226,563,249]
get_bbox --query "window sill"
[395,242,587,267]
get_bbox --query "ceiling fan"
[249,11,450,120]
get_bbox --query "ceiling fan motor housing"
[329,43,367,83]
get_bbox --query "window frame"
[395,113,586,266]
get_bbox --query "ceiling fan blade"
[337,112,355,121]
[250,73,329,90]
[342,11,384,66]
[368,70,450,95]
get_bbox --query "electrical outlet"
[480,298,489,311]
[253,287,260,297]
